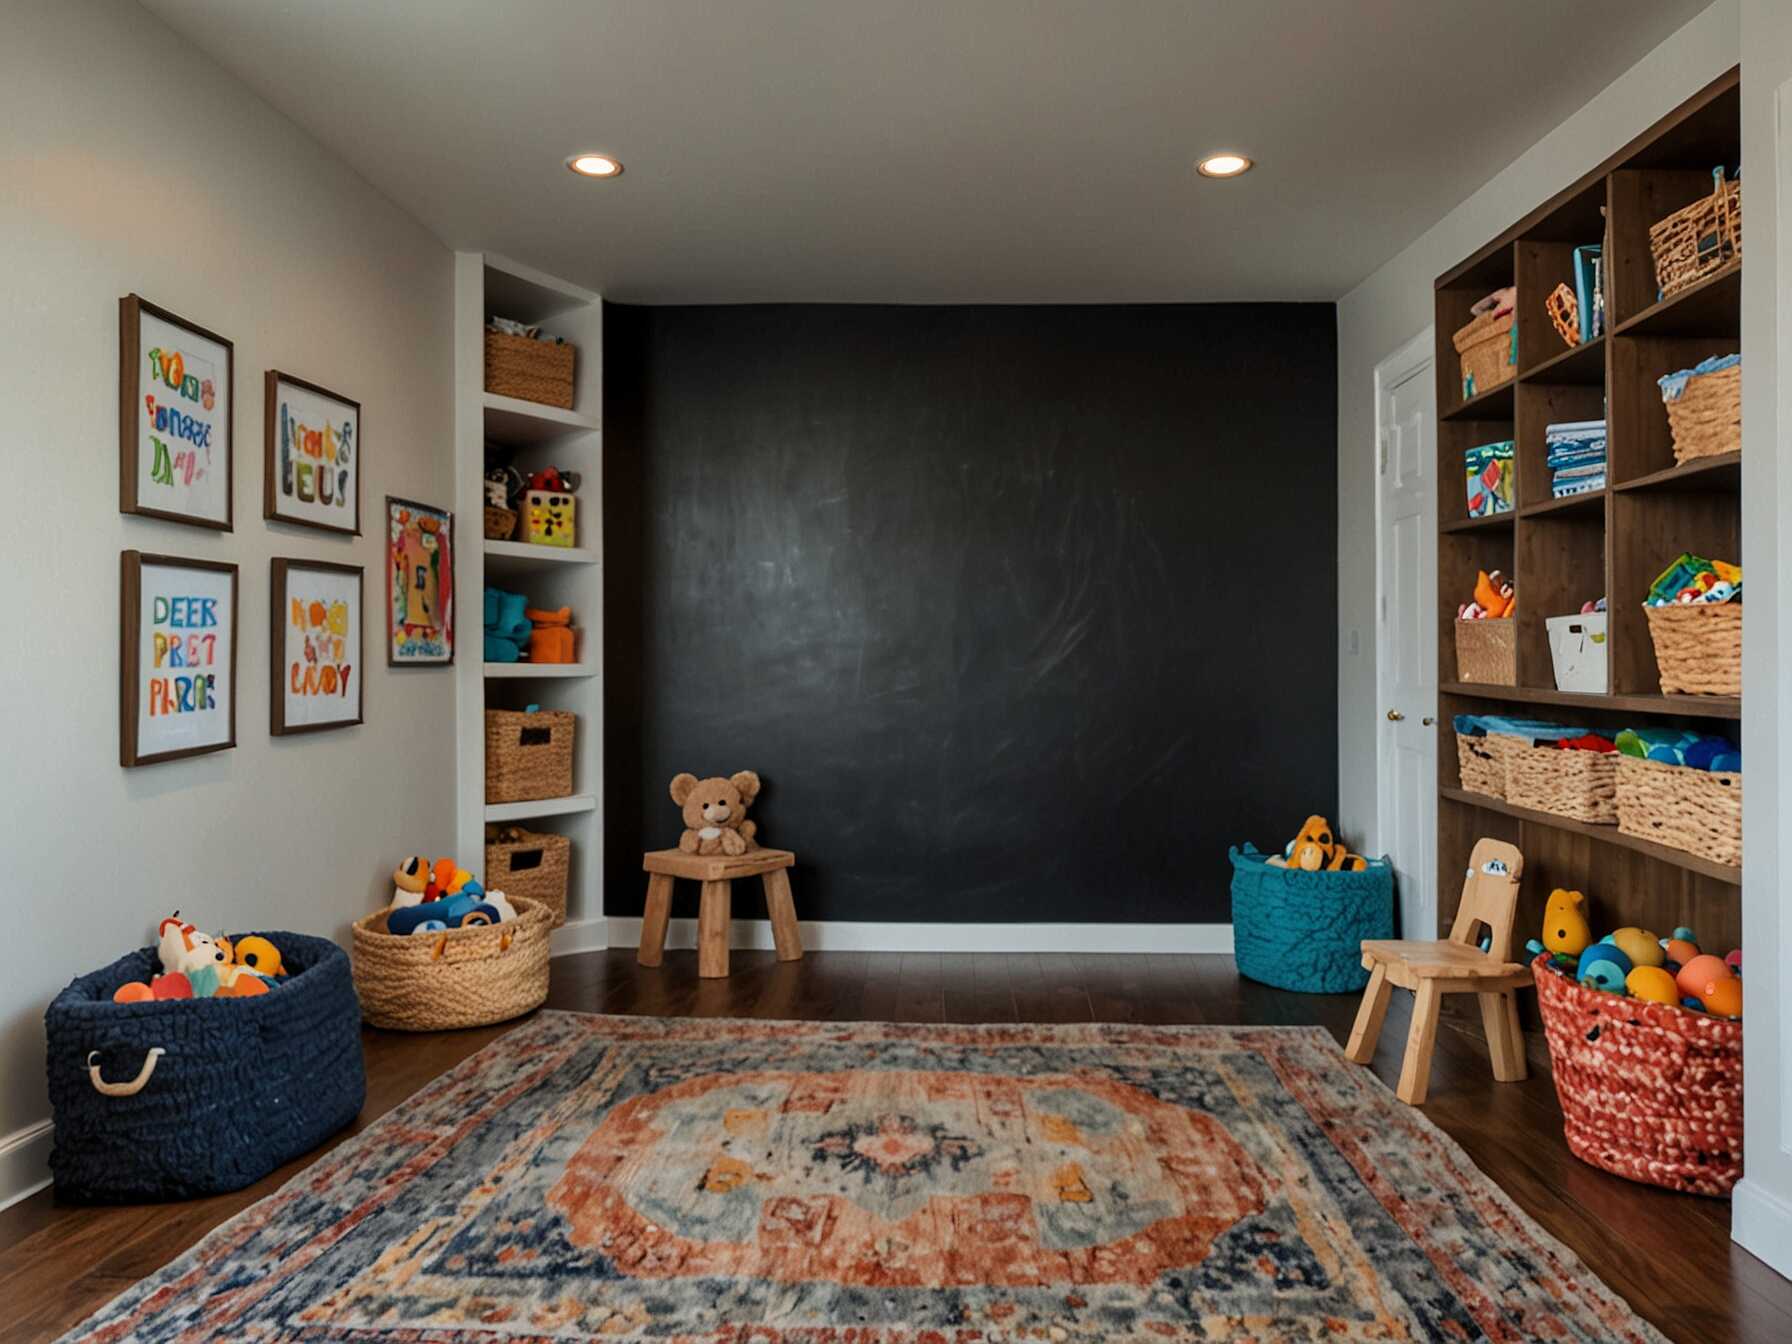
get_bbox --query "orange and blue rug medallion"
[62,1014,1664,1342]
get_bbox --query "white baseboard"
[549,915,610,958]
[593,918,1234,956]
[0,1118,53,1213]
[1733,1177,1792,1281]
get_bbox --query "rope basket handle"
[87,1047,166,1098]
[428,927,516,963]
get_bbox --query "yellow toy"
[392,856,431,908]
[1625,965,1680,1005]
[1609,927,1665,968]
[1269,815,1368,872]
[1540,889,1592,957]
[230,935,287,980]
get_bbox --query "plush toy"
[1460,570,1516,621]
[1530,889,1592,960]
[230,935,287,980]
[1576,942,1632,992]
[392,855,431,908]
[526,606,576,664]
[1626,965,1680,1005]
[113,915,273,1002]
[670,771,762,856]
[1607,927,1665,968]
[484,587,533,662]
[1267,815,1368,873]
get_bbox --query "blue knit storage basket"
[44,932,364,1202]
[1228,845,1395,993]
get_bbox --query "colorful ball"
[1662,937,1701,967]
[1625,966,1680,1006]
[1577,943,1632,993]
[1675,954,1732,999]
[1700,977,1743,1018]
[1609,927,1664,968]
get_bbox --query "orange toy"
[1274,815,1369,873]
[526,606,576,664]
[1473,570,1516,619]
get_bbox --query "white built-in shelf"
[484,539,597,566]
[483,662,596,679]
[483,391,600,448]
[483,794,597,823]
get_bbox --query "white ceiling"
[142,0,1711,304]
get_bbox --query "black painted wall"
[604,303,1337,924]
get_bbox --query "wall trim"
[0,1118,53,1214]
[596,919,1235,956]
[1733,1177,1792,1281]
[550,916,610,958]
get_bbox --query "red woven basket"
[1532,954,1742,1196]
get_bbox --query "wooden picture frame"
[385,496,455,665]
[264,370,362,535]
[270,558,365,735]
[120,551,238,767]
[119,296,234,530]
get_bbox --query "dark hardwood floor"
[2,950,1787,1342]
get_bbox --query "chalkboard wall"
[604,303,1338,925]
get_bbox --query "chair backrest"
[1445,838,1525,962]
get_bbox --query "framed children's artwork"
[270,558,365,736]
[265,371,361,534]
[385,496,454,665]
[120,552,238,767]
[119,296,233,530]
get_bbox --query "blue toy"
[387,891,502,936]
[1576,942,1633,992]
[483,587,532,663]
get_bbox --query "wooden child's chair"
[1346,838,1531,1105]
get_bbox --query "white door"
[1375,331,1438,940]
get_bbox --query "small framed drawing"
[265,371,361,534]
[386,497,454,665]
[119,296,233,530]
[270,558,364,735]
[120,552,238,767]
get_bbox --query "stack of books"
[1547,419,1607,497]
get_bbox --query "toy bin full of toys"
[44,917,364,1201]
[1528,893,1742,1196]
[1229,816,1393,994]
[352,855,552,1031]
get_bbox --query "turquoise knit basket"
[1228,844,1395,994]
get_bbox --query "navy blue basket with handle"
[44,932,364,1202]
[1228,845,1396,993]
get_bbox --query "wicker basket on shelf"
[1451,309,1516,400]
[1533,956,1741,1197]
[1615,755,1741,867]
[1649,170,1741,301]
[351,897,553,1031]
[1660,361,1741,466]
[1454,732,1511,800]
[1454,618,1515,685]
[484,825,571,927]
[483,504,517,541]
[484,708,576,804]
[484,330,576,409]
[1643,603,1741,696]
[1504,741,1618,823]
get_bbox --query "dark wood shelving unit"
[1433,69,1741,954]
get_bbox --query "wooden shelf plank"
[1518,491,1605,519]
[483,663,595,679]
[1440,681,1740,720]
[482,392,600,448]
[483,794,596,823]
[484,539,597,566]
[1520,336,1605,386]
[1611,261,1741,338]
[1440,786,1739,885]
[1612,451,1740,494]
[1442,379,1515,423]
[1441,512,1515,534]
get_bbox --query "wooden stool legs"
[1478,989,1528,1083]
[763,868,803,962]
[637,874,673,968]
[1345,962,1391,1065]
[635,854,804,979]
[697,880,731,978]
[1397,980,1442,1105]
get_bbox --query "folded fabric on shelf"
[1451,715,1590,745]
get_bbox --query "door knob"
[1422,716,1436,727]
[1386,709,1405,722]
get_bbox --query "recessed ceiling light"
[1197,152,1253,179]
[567,153,623,178]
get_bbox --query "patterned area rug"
[65,1014,1664,1342]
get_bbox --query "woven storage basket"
[485,825,571,926]
[484,330,576,409]
[483,504,517,540]
[1452,309,1516,400]
[1533,956,1741,1196]
[1649,171,1741,301]
[1454,617,1515,685]
[1228,845,1393,993]
[1616,755,1742,867]
[484,707,575,803]
[44,933,364,1201]
[1455,732,1511,799]
[351,896,552,1031]
[1504,741,1618,823]
[1662,362,1741,466]
[1643,602,1741,696]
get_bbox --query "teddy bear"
[670,770,761,856]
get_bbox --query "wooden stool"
[1346,837,1532,1105]
[636,848,802,978]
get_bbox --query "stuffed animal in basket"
[113,915,277,1002]
[670,771,762,856]
[1266,815,1367,872]
[385,855,520,935]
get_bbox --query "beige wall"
[0,0,454,1199]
